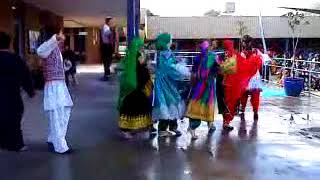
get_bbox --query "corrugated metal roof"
[146,16,320,39]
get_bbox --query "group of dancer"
[118,33,266,139]
[0,29,264,153]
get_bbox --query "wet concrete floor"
[1,73,320,180]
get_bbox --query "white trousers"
[46,107,72,153]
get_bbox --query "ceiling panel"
[23,0,127,27]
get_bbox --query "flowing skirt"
[119,81,153,132]
[186,81,215,122]
[152,76,186,121]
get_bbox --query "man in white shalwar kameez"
[37,29,73,154]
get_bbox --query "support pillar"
[127,0,140,44]
[135,0,140,37]
[285,38,290,53]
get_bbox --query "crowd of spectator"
[269,52,320,91]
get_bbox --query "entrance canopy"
[23,0,127,27]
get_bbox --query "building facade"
[146,16,320,40]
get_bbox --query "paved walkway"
[1,72,320,180]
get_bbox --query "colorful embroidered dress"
[118,38,153,131]
[186,51,218,122]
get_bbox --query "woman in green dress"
[118,38,153,139]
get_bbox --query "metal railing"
[262,58,320,96]
[145,50,200,63]
[137,50,320,96]
[144,50,200,76]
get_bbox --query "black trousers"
[65,72,70,87]
[261,65,270,81]
[0,113,24,151]
[158,120,178,131]
[101,44,113,77]
[189,119,201,130]
[216,74,228,114]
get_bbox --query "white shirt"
[101,24,112,44]
[37,35,59,59]
[37,35,73,110]
[257,50,272,65]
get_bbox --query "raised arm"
[37,35,58,59]
[161,52,190,80]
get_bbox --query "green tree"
[287,11,310,77]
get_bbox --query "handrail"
[263,57,320,95]
[273,58,320,64]
[126,50,320,95]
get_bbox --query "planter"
[284,77,304,97]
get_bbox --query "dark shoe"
[158,131,173,137]
[100,76,109,81]
[56,148,74,155]
[47,142,54,152]
[240,112,245,120]
[223,125,234,131]
[191,135,199,141]
[3,145,27,152]
[171,130,182,137]
[150,127,157,135]
[18,146,28,152]
[254,113,259,121]
[208,126,216,134]
[188,128,198,140]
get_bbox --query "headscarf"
[200,40,210,51]
[118,37,144,110]
[221,40,237,74]
[155,33,171,51]
[199,40,210,60]
[223,40,235,57]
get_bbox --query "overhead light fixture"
[79,32,88,36]
[11,0,18,10]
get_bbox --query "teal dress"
[152,50,190,121]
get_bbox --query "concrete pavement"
[0,72,320,180]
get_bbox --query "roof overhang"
[23,0,127,27]
[279,7,320,14]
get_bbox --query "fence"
[144,50,200,76]
[261,58,320,96]
[144,50,200,100]
[143,50,320,96]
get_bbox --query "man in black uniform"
[0,32,35,151]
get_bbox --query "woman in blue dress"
[152,33,190,137]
